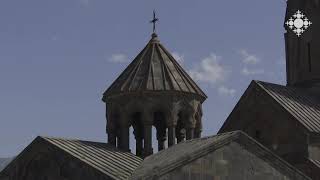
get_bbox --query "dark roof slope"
[256,81,320,133]
[42,137,143,180]
[130,131,310,180]
[103,33,207,101]
[0,136,143,180]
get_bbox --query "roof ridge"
[40,136,107,144]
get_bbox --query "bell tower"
[102,15,207,158]
[285,0,320,87]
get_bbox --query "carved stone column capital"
[143,123,153,157]
[166,110,179,127]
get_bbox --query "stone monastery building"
[1,0,320,179]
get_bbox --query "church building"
[219,0,320,179]
[0,0,319,179]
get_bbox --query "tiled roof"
[256,81,320,133]
[309,158,320,168]
[103,33,207,101]
[42,137,143,180]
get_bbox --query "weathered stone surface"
[130,131,310,180]
[219,80,320,179]
[158,143,303,180]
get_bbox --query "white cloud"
[108,54,129,63]
[172,52,185,65]
[188,53,236,97]
[241,67,264,76]
[189,53,229,84]
[239,49,260,65]
[218,86,236,96]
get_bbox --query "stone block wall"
[158,142,308,180]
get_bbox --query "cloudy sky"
[0,0,287,157]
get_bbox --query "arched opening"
[152,126,158,153]
[129,126,134,153]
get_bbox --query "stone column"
[186,128,194,140]
[119,124,130,152]
[176,128,186,143]
[106,122,117,146]
[107,130,116,146]
[116,128,121,148]
[168,125,176,147]
[106,104,116,146]
[156,127,166,151]
[133,125,144,157]
[158,137,166,151]
[136,137,143,157]
[186,112,196,140]
[194,128,202,138]
[154,112,167,151]
[118,113,130,152]
[194,104,203,138]
[167,109,178,147]
[143,122,153,157]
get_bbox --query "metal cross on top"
[150,10,159,33]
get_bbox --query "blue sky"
[0,0,287,157]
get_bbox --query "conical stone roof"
[103,33,207,101]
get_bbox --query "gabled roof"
[256,81,320,133]
[219,80,320,134]
[0,136,143,180]
[129,131,310,180]
[42,137,143,180]
[103,33,207,101]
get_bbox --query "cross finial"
[150,10,159,33]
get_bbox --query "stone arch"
[105,94,204,157]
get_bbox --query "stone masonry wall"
[158,142,307,180]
